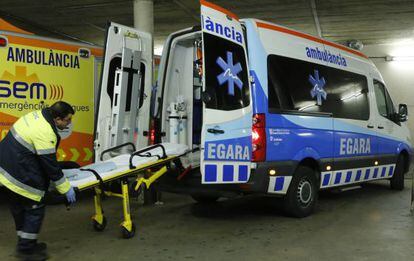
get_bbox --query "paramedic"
[0,101,76,260]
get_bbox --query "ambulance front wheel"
[92,216,107,232]
[283,165,318,218]
[390,155,405,191]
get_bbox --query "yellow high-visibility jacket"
[0,109,71,202]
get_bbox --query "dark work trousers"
[6,188,46,252]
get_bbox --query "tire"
[283,165,318,218]
[390,156,405,190]
[92,216,107,232]
[191,194,219,204]
[121,223,136,239]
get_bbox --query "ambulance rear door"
[95,22,152,160]
[200,1,253,184]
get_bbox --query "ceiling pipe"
[65,1,131,10]
[309,0,322,37]
[370,56,414,62]
[84,22,106,32]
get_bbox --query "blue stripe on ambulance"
[204,162,250,183]
[267,176,292,194]
[319,164,395,188]
[268,164,395,194]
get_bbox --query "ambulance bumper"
[246,161,297,193]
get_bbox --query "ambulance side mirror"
[398,103,408,122]
[201,91,212,104]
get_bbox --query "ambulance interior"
[159,32,203,166]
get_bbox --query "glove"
[65,187,76,204]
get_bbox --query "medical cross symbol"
[309,69,327,105]
[216,51,243,96]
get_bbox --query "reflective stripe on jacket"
[0,109,71,202]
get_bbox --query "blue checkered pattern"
[268,176,293,194]
[203,162,250,183]
[320,164,396,188]
[267,163,396,194]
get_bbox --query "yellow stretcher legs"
[120,179,135,238]
[92,188,106,231]
[135,166,168,191]
[90,166,169,239]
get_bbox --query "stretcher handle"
[182,147,200,156]
[100,142,136,161]
[129,144,167,169]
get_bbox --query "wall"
[363,43,414,139]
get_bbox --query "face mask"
[58,122,73,139]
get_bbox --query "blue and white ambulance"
[97,1,413,217]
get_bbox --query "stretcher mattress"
[64,143,188,188]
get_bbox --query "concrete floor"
[0,179,413,261]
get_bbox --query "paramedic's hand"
[65,187,76,204]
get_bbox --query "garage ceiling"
[1,0,413,50]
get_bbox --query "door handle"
[207,128,225,134]
[367,124,374,128]
[378,126,384,129]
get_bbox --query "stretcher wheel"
[121,223,136,239]
[92,216,107,232]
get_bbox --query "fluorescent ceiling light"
[390,56,414,62]
[340,92,362,101]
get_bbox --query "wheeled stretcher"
[63,143,189,238]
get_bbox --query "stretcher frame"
[74,143,184,238]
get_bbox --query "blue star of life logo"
[216,51,243,96]
[309,69,327,105]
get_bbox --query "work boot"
[35,242,47,253]
[15,244,49,261]
[16,241,47,254]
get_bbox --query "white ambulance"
[96,0,412,217]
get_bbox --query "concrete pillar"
[133,0,154,36]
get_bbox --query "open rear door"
[200,1,253,184]
[95,22,152,160]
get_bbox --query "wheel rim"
[297,179,312,205]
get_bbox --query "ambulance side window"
[203,33,250,111]
[373,80,395,121]
[267,54,369,120]
[384,87,395,116]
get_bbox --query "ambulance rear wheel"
[92,216,107,232]
[283,165,318,218]
[191,195,219,204]
[390,155,405,191]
